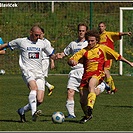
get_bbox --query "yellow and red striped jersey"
[99,30,121,49]
[69,44,121,75]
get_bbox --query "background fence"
[0,2,133,75]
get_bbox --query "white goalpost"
[119,7,133,75]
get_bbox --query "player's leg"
[66,88,76,118]
[65,69,82,118]
[31,89,44,121]
[36,78,45,105]
[66,72,76,118]
[28,80,39,121]
[95,81,111,95]
[18,80,38,122]
[104,60,117,94]
[17,72,38,122]
[42,59,54,96]
[79,86,93,124]
[45,80,54,96]
[17,87,44,122]
[79,77,98,124]
[31,78,45,121]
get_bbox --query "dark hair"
[40,27,44,33]
[78,23,88,31]
[98,21,106,26]
[85,30,100,43]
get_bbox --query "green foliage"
[0,74,133,131]
[0,2,133,75]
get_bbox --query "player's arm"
[0,43,8,50]
[105,45,133,67]
[0,50,6,55]
[50,58,55,69]
[68,49,84,66]
[119,56,133,67]
[68,59,78,66]
[120,32,132,36]
[54,52,66,59]
[50,53,63,60]
[59,52,66,58]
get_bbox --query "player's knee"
[68,89,75,95]
[37,99,43,104]
[37,96,44,103]
[95,89,101,96]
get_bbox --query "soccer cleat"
[66,114,76,118]
[80,106,93,124]
[79,115,93,124]
[32,110,42,121]
[111,88,118,94]
[17,108,26,122]
[48,85,54,96]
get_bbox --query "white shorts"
[42,59,49,77]
[22,70,45,91]
[67,68,84,92]
[96,82,105,93]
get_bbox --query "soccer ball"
[52,111,65,124]
[0,69,5,75]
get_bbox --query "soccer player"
[68,30,133,124]
[40,28,55,96]
[57,23,108,118]
[58,23,89,118]
[98,21,132,94]
[0,25,61,122]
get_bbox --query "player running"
[57,23,110,118]
[98,21,132,94]
[0,25,61,122]
[68,30,133,124]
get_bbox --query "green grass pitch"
[0,74,133,131]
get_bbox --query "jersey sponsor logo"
[28,52,39,59]
[27,47,40,51]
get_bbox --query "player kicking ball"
[68,30,133,124]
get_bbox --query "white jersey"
[8,37,54,74]
[64,40,88,91]
[41,38,52,77]
[42,38,51,60]
[64,40,88,69]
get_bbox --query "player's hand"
[68,59,78,66]
[130,62,133,67]
[55,53,63,59]
[127,32,132,36]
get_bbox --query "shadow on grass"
[0,119,22,123]
[103,105,133,108]
[40,114,80,123]
[64,119,80,123]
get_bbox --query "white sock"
[45,80,51,88]
[23,103,31,113]
[28,90,37,115]
[66,100,75,117]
